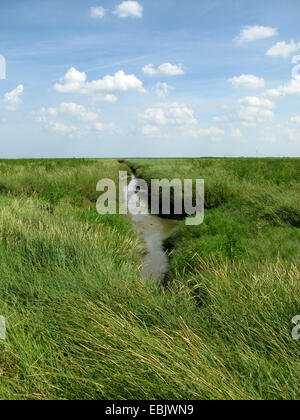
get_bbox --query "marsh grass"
[0,158,299,400]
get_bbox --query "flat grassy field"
[0,158,299,400]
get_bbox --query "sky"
[0,0,300,158]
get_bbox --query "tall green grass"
[0,158,123,206]
[125,158,300,276]
[0,158,299,400]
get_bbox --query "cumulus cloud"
[58,102,99,121]
[139,102,224,142]
[213,95,276,127]
[238,106,274,123]
[235,25,278,44]
[140,102,197,127]
[263,89,283,98]
[35,102,117,137]
[3,84,24,111]
[113,1,143,18]
[54,67,87,93]
[37,102,99,123]
[291,115,300,124]
[54,67,146,95]
[90,6,106,19]
[229,74,265,89]
[142,63,184,77]
[233,96,276,124]
[266,40,300,57]
[153,82,173,98]
[89,93,119,104]
[45,121,78,136]
[103,94,118,103]
[278,77,300,96]
[238,96,275,109]
[263,74,300,98]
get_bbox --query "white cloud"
[142,63,184,77]
[35,102,117,138]
[142,124,161,136]
[103,94,118,103]
[3,84,24,111]
[39,107,57,116]
[140,102,197,127]
[238,96,275,109]
[85,70,146,93]
[234,96,276,123]
[46,121,77,136]
[235,25,278,44]
[184,127,225,142]
[54,67,87,93]
[113,1,143,18]
[153,82,173,98]
[277,77,300,96]
[263,89,282,98]
[38,102,100,121]
[229,74,265,89]
[267,40,300,57]
[291,115,300,124]
[58,102,99,121]
[213,96,276,126]
[90,6,106,19]
[263,75,300,98]
[95,122,120,133]
[139,102,227,142]
[54,67,146,95]
[238,106,274,123]
[89,93,119,104]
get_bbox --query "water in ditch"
[123,174,179,281]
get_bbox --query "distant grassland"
[0,158,299,400]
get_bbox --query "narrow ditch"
[121,168,179,281]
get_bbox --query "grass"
[125,158,300,273]
[0,158,299,400]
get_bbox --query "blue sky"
[0,0,300,158]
